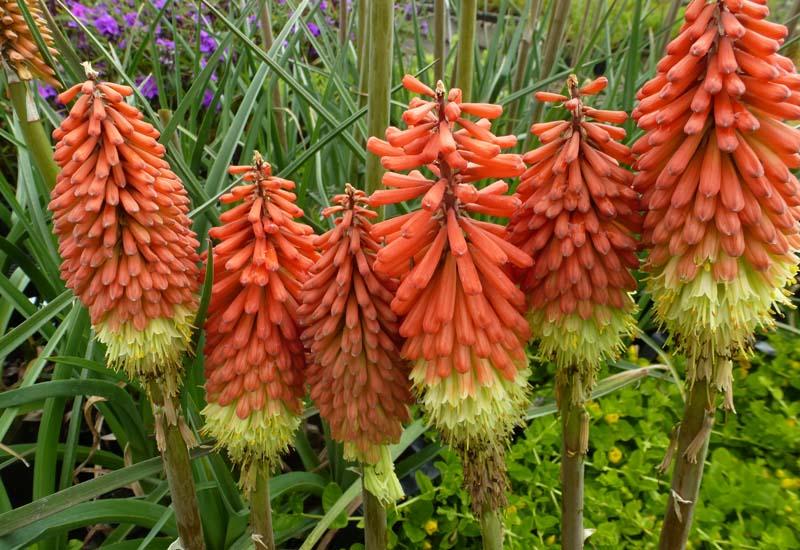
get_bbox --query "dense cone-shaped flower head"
[49,74,200,395]
[633,0,800,402]
[0,0,58,86]
[202,155,317,482]
[300,185,412,504]
[507,75,640,386]
[367,76,530,513]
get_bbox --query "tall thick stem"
[149,384,205,550]
[339,0,348,46]
[8,78,58,189]
[479,506,504,550]
[658,0,684,54]
[257,0,288,151]
[560,374,587,550]
[250,465,276,550]
[433,0,447,81]
[505,0,541,134]
[788,0,800,40]
[363,486,387,550]
[365,0,394,195]
[455,0,477,101]
[357,0,370,107]
[526,0,572,148]
[659,378,717,550]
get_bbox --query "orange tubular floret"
[633,0,800,395]
[49,76,200,334]
[365,77,531,485]
[300,186,411,465]
[507,74,640,365]
[204,155,317,423]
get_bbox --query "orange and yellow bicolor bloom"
[0,0,58,86]
[300,185,412,504]
[202,157,317,483]
[367,75,530,457]
[49,77,200,395]
[633,0,800,404]
[507,75,640,389]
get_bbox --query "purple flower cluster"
[57,0,227,105]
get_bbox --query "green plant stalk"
[350,0,371,185]
[433,0,446,81]
[560,374,587,550]
[8,79,59,190]
[572,0,593,65]
[339,0,348,46]
[250,465,276,550]
[479,506,504,550]
[257,0,288,152]
[357,0,370,103]
[365,0,394,195]
[363,486,387,550]
[505,0,541,135]
[455,0,477,101]
[527,0,572,147]
[659,378,717,550]
[149,383,206,550]
[788,0,800,40]
[658,0,684,54]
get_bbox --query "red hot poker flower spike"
[49,74,200,395]
[368,76,530,513]
[300,185,412,505]
[633,0,800,406]
[507,75,641,393]
[202,154,318,485]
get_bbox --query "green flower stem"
[560,374,587,550]
[479,506,504,550]
[357,0,370,106]
[339,0,348,46]
[433,0,446,81]
[526,0,571,149]
[363,486,387,550]
[505,0,541,135]
[250,464,276,550]
[455,0,477,101]
[148,383,206,550]
[365,0,394,196]
[658,0,684,54]
[8,78,58,189]
[659,378,718,550]
[350,0,371,185]
[257,0,288,152]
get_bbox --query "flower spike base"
[48,69,205,549]
[632,1,800,547]
[507,75,639,550]
[367,75,531,548]
[202,154,316,547]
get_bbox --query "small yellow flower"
[786,418,797,428]
[604,413,620,424]
[608,447,623,464]
[586,402,601,415]
[424,519,438,535]
[626,345,639,362]
[507,505,517,515]
[777,469,787,479]
[545,534,556,545]
[780,478,800,490]
[422,542,432,550]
